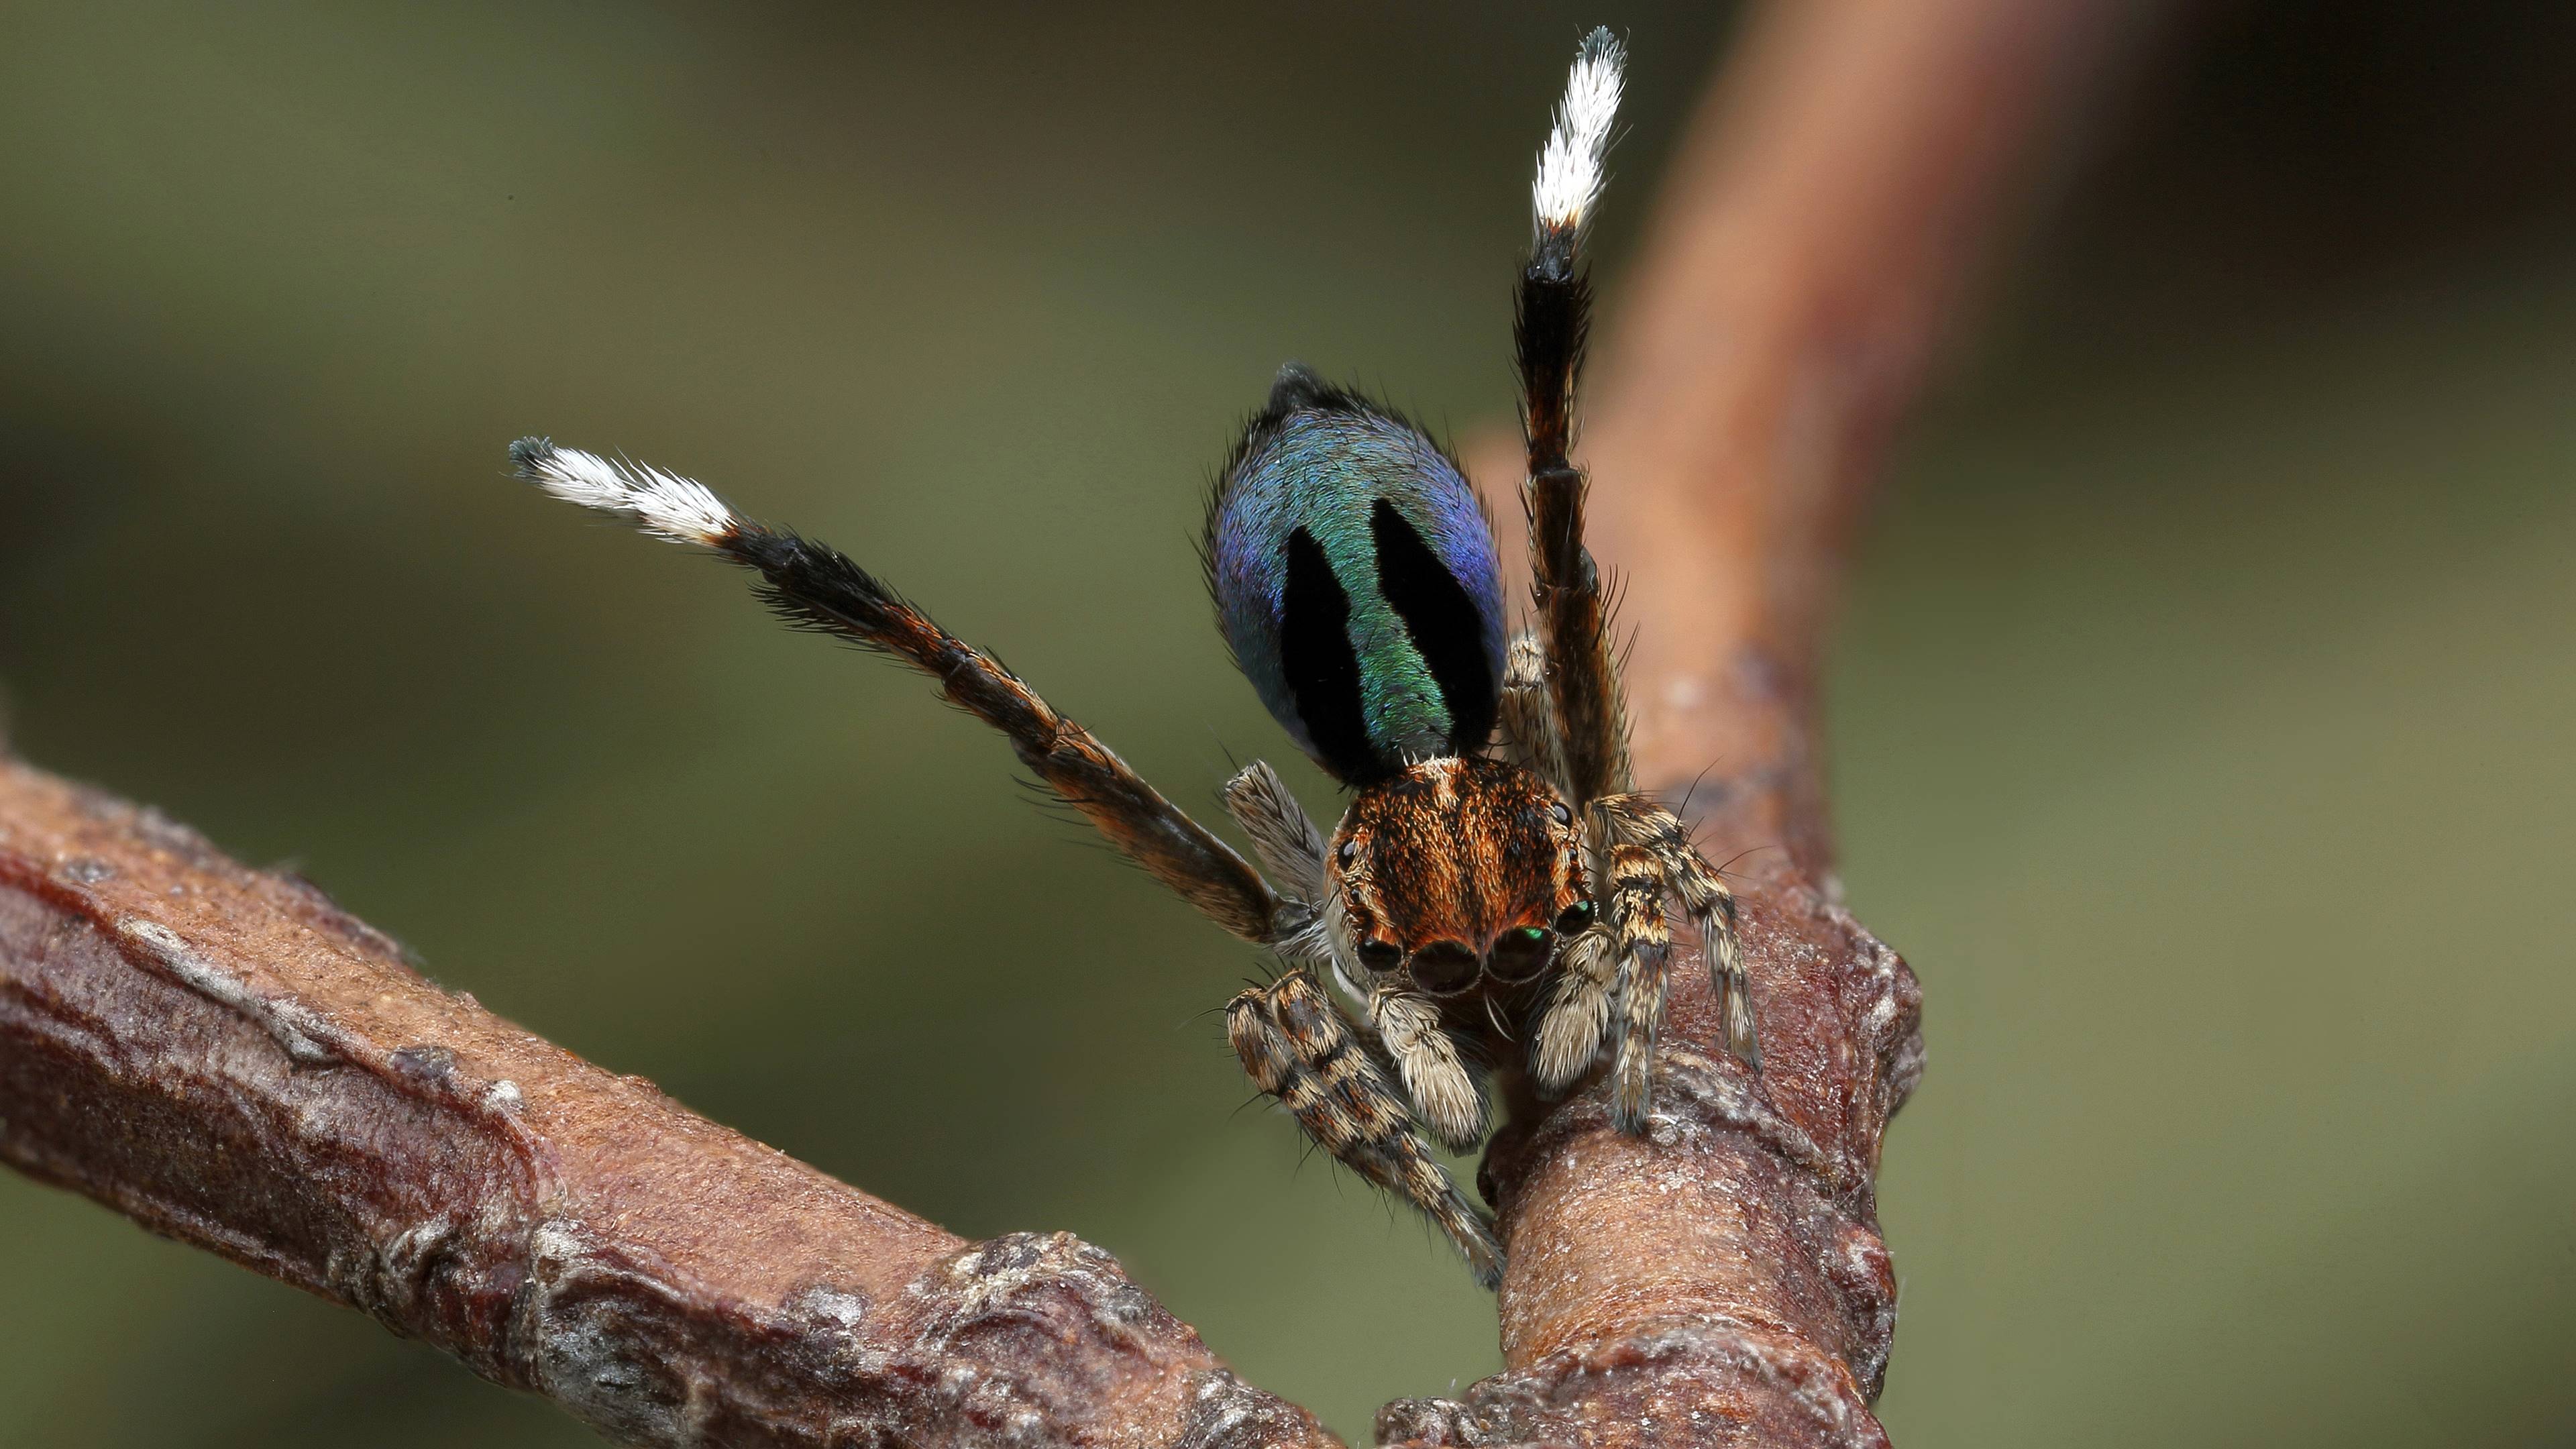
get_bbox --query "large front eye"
[1554,900,1595,934]
[1357,938,1402,972]
[1489,925,1554,983]
[1407,941,1481,995]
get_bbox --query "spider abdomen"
[1208,366,1507,785]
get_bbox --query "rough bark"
[0,1,2130,1444]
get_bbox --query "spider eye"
[1408,941,1481,994]
[1357,938,1402,971]
[1549,801,1572,827]
[1554,900,1595,934]
[1488,925,1554,983]
[1336,839,1358,868]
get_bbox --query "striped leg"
[1602,845,1672,1133]
[511,439,1287,948]
[1596,794,1759,1069]
[1227,971,1503,1288]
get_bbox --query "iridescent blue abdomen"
[1207,366,1507,785]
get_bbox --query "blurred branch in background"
[0,1,2131,1445]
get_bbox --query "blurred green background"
[3,2,2571,1444]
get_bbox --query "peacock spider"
[507,28,1757,1288]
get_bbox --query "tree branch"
[0,2,2129,1444]
[0,760,1332,1448]
[1389,2,2130,1445]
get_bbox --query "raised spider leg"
[1497,631,1569,797]
[1597,794,1760,1069]
[1598,844,1674,1132]
[512,440,1291,949]
[1226,970,1503,1288]
[1518,30,1635,812]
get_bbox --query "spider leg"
[1496,631,1569,796]
[1531,923,1616,1095]
[1596,794,1760,1069]
[512,439,1286,947]
[1220,761,1328,942]
[1227,970,1503,1288]
[1599,844,1673,1132]
[1517,30,1634,811]
[1587,845,1669,1129]
[1369,985,1486,1150]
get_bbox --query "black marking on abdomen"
[1281,526,1381,783]
[1371,498,1497,755]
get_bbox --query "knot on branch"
[897,1231,1177,1429]
[875,1232,1332,1449]
[1742,872,1927,1154]
[1377,1321,1886,1449]
[507,1224,1338,1448]
[332,1208,477,1332]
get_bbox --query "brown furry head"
[1328,755,1591,996]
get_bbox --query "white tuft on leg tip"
[509,437,737,547]
[1532,26,1625,235]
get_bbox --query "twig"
[0,1,2129,1444]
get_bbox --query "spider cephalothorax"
[1326,755,1590,995]
[506,27,1755,1291]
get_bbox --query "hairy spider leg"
[1226,970,1503,1287]
[510,439,1287,947]
[1519,26,1635,812]
[1532,924,1617,1094]
[1597,794,1760,1069]
[1497,631,1568,796]
[1600,843,1672,1132]
[1368,985,1487,1150]
[1218,761,1330,957]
